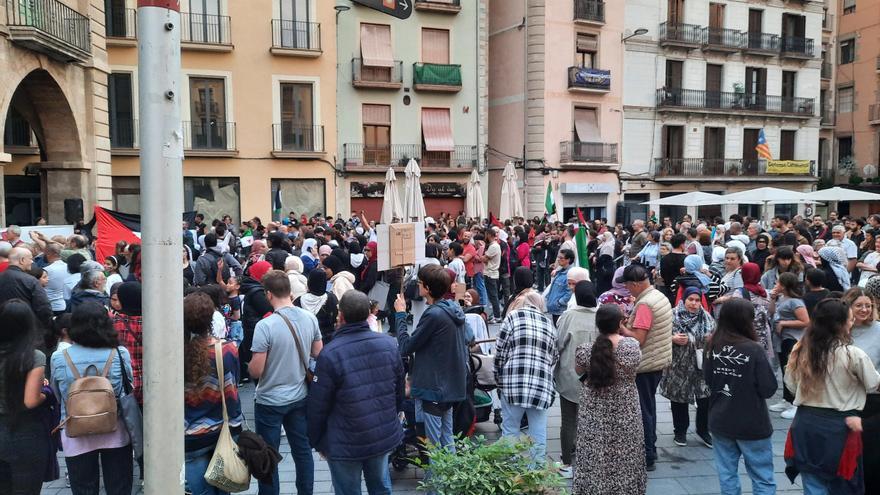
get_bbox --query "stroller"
[469,341,498,425]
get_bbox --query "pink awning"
[360,23,394,68]
[422,108,454,152]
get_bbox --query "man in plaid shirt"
[494,300,559,463]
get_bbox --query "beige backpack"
[63,349,118,437]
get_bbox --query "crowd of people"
[1,207,880,495]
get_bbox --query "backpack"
[62,349,118,437]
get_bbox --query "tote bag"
[204,342,250,492]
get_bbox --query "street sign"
[351,0,412,20]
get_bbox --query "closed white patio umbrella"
[499,162,524,220]
[465,168,485,220]
[807,187,880,202]
[402,158,427,222]
[380,167,403,224]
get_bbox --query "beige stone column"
[41,161,92,224]
[0,152,9,227]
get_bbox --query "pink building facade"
[489,0,624,222]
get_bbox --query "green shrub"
[414,436,568,495]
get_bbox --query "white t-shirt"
[859,251,880,287]
[447,258,466,284]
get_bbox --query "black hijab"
[513,266,534,294]
[307,269,327,296]
[117,281,142,316]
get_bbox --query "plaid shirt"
[494,306,559,409]
[113,312,144,404]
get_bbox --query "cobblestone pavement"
[42,323,803,494]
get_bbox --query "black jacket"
[704,340,777,440]
[0,266,52,329]
[240,277,273,333]
[68,290,110,312]
[307,322,404,460]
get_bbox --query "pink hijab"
[796,244,817,268]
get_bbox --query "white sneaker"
[557,464,573,479]
[781,406,798,420]
[768,401,790,412]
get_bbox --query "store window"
[271,179,326,221]
[185,177,240,225]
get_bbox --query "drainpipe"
[522,0,528,214]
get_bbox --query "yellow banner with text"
[766,160,811,175]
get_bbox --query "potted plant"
[732,82,745,108]
[414,436,568,495]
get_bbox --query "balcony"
[653,158,815,181]
[822,13,834,32]
[779,36,814,59]
[701,27,743,53]
[413,63,462,92]
[414,0,461,14]
[870,104,880,125]
[821,62,832,80]
[4,0,91,62]
[656,88,815,118]
[560,141,618,166]
[110,118,139,153]
[3,114,37,153]
[351,58,403,90]
[742,32,780,56]
[574,0,604,24]
[270,20,321,56]
[105,8,136,45]
[271,124,325,157]
[182,120,236,155]
[658,22,702,49]
[180,13,232,50]
[821,107,835,127]
[568,66,610,92]
[343,143,477,172]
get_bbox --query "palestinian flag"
[83,207,197,263]
[544,182,556,218]
[273,187,283,221]
[576,206,590,270]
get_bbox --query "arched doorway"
[1,69,86,225]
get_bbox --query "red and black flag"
[83,207,197,262]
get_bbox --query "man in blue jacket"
[307,290,404,495]
[394,264,469,452]
[545,248,575,324]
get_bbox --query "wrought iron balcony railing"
[414,0,461,13]
[4,0,91,60]
[343,143,477,169]
[702,27,743,50]
[271,19,321,52]
[574,0,604,23]
[743,32,780,53]
[180,13,231,45]
[659,22,703,46]
[560,141,618,164]
[780,36,814,58]
[272,124,324,153]
[568,66,611,91]
[182,120,236,151]
[105,7,136,39]
[656,88,815,116]
[351,58,403,89]
[653,158,815,178]
[110,118,139,149]
[413,63,462,91]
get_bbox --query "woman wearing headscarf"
[594,232,617,294]
[285,256,308,301]
[598,266,634,317]
[797,244,817,269]
[299,238,320,275]
[670,254,729,306]
[730,262,774,361]
[660,285,715,448]
[243,240,267,276]
[566,267,591,310]
[506,266,546,314]
[818,246,850,292]
[359,241,379,294]
[347,240,366,287]
[749,234,772,273]
[294,269,339,344]
[323,255,356,302]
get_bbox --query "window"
[186,0,223,43]
[780,130,796,160]
[360,23,394,82]
[843,0,855,14]
[421,28,450,64]
[112,177,141,215]
[279,83,315,151]
[185,177,240,226]
[421,108,453,167]
[838,86,854,113]
[272,179,326,221]
[838,136,853,161]
[3,107,33,148]
[109,73,134,148]
[576,33,598,68]
[840,39,855,64]
[278,0,313,49]
[573,107,599,142]
[189,77,228,149]
[105,0,128,37]
[363,104,391,166]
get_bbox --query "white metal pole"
[137,0,184,493]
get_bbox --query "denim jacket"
[51,343,132,419]
[545,267,572,315]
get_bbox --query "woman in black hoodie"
[294,269,339,344]
[704,298,778,495]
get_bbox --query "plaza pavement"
[41,322,803,494]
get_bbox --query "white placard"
[3,225,74,243]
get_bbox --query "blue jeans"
[473,273,491,318]
[185,444,228,495]
[327,453,392,495]
[415,399,455,452]
[499,397,548,464]
[800,472,831,495]
[712,433,775,495]
[255,399,314,495]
